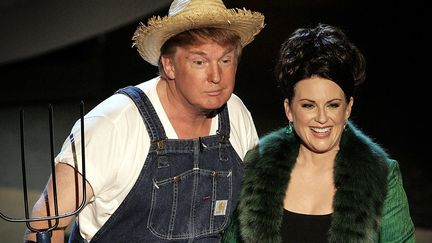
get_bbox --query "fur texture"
[238,121,389,243]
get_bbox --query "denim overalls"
[69,86,245,242]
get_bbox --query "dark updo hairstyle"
[275,23,366,103]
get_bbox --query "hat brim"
[133,8,265,66]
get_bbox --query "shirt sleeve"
[55,115,122,196]
[379,160,415,242]
[227,94,259,160]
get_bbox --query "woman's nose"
[315,107,328,124]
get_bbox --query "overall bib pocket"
[148,168,232,239]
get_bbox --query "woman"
[223,24,415,242]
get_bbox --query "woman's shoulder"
[385,159,398,169]
[244,126,299,167]
[384,159,404,185]
[246,127,289,157]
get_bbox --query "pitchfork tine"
[80,101,86,190]
[0,102,87,243]
[48,104,60,228]
[20,109,30,221]
[22,105,60,234]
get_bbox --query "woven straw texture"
[132,0,265,66]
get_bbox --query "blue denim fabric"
[69,86,244,242]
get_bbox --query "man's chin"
[201,104,226,117]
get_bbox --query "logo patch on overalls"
[214,200,228,216]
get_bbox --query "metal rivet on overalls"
[153,180,160,189]
[212,171,219,177]
[173,176,181,182]
[201,142,207,148]
[217,130,226,143]
[199,137,207,151]
[157,140,165,150]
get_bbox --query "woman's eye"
[328,103,341,108]
[301,103,314,109]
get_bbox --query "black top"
[280,209,332,243]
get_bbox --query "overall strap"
[116,86,167,142]
[217,104,231,142]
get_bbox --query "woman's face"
[285,76,353,153]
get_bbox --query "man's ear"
[161,56,175,80]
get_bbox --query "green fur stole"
[238,121,389,243]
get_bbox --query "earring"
[344,119,348,131]
[286,121,293,134]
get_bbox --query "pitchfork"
[0,102,87,243]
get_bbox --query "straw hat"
[132,0,265,66]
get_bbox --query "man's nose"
[208,62,221,83]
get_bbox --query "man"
[25,0,264,242]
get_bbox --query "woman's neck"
[296,145,338,170]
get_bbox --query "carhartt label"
[214,200,228,216]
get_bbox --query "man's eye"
[191,59,207,68]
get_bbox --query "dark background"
[1,0,430,232]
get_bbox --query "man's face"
[161,40,238,114]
